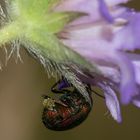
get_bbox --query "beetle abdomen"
[42,91,92,131]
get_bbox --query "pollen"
[43,98,55,110]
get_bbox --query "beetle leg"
[42,95,68,107]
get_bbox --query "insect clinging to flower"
[42,78,93,131]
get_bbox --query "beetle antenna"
[91,89,105,99]
[87,84,105,99]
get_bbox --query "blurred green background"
[0,0,140,140]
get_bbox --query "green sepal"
[14,0,62,16]
[44,12,87,33]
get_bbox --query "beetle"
[42,78,93,131]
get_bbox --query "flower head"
[0,0,140,123]
[56,0,140,122]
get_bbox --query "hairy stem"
[0,21,21,46]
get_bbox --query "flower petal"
[132,61,140,85]
[98,82,122,123]
[99,0,114,23]
[132,94,140,108]
[98,66,121,83]
[133,100,140,108]
[114,52,137,104]
[56,0,100,24]
[105,0,130,6]
[121,53,140,85]
[114,13,140,51]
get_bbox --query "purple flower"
[54,0,140,122]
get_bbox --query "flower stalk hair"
[0,0,140,123]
